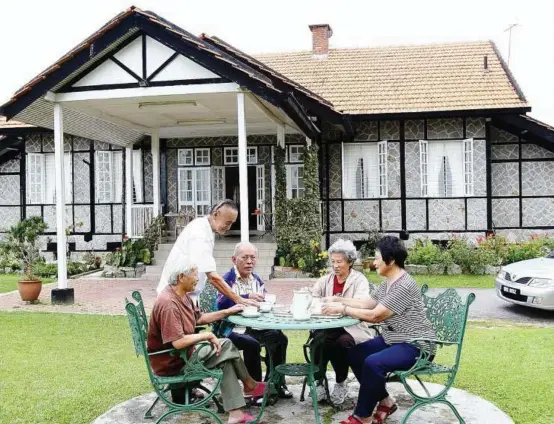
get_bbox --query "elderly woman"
[147,265,266,424]
[310,239,377,405]
[323,236,435,424]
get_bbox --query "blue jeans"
[348,336,420,418]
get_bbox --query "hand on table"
[241,297,260,307]
[226,304,245,315]
[322,303,344,315]
[248,293,265,302]
[322,296,343,304]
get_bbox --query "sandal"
[228,412,259,424]
[340,416,364,424]
[244,382,267,399]
[372,403,398,424]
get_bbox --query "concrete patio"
[93,375,513,424]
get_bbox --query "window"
[132,150,143,203]
[286,164,304,198]
[288,145,304,163]
[27,153,73,204]
[418,139,474,197]
[224,147,257,165]
[256,165,265,230]
[195,148,210,165]
[178,167,211,216]
[95,151,123,203]
[342,142,388,198]
[178,149,193,166]
[212,166,225,204]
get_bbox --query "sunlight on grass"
[0,313,551,424]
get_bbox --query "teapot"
[291,288,313,320]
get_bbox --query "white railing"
[131,205,154,238]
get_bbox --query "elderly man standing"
[217,241,292,400]
[148,264,266,424]
[156,199,255,307]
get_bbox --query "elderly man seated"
[147,265,266,424]
[310,239,377,405]
[217,241,292,400]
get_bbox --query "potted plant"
[360,230,382,270]
[0,217,47,302]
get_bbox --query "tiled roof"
[254,41,529,115]
[0,115,35,129]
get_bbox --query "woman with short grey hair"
[310,239,377,405]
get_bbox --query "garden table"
[228,312,360,424]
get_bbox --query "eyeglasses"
[211,199,238,214]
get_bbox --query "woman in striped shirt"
[322,236,435,424]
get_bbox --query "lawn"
[0,312,552,424]
[0,273,54,294]
[363,271,496,288]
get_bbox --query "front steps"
[143,235,277,282]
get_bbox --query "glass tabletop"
[227,312,359,330]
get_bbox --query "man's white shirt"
[156,216,216,295]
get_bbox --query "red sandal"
[340,416,364,424]
[372,404,398,424]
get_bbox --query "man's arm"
[172,331,222,356]
[325,296,378,309]
[197,304,243,325]
[322,302,393,323]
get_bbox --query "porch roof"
[492,114,554,153]
[0,7,320,146]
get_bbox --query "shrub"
[32,262,58,278]
[448,238,496,274]
[408,239,443,266]
[296,240,329,277]
[106,237,152,267]
[67,261,87,276]
[359,230,382,258]
[81,252,102,270]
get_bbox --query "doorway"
[225,166,257,231]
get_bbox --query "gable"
[69,35,221,90]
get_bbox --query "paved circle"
[93,378,513,424]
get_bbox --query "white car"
[495,251,554,310]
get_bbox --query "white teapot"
[291,288,313,320]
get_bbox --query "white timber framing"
[53,103,68,289]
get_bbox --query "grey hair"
[328,239,358,264]
[233,241,259,257]
[167,264,198,286]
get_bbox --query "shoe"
[244,382,266,399]
[330,381,348,405]
[277,385,293,399]
[309,382,327,402]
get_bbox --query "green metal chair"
[392,284,476,424]
[125,291,224,423]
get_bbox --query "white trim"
[245,92,286,125]
[151,130,161,215]
[53,103,68,290]
[419,140,428,197]
[178,149,194,166]
[237,92,249,241]
[195,148,211,165]
[125,146,134,237]
[45,83,240,103]
[256,165,265,231]
[378,141,388,197]
[463,138,474,196]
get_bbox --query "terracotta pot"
[18,279,42,302]
[363,257,377,270]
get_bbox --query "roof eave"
[347,106,532,121]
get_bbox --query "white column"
[151,130,161,216]
[125,146,134,238]
[237,92,249,241]
[53,103,67,289]
[277,124,285,149]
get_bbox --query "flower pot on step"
[18,279,42,302]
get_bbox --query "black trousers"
[228,329,288,386]
[313,327,356,384]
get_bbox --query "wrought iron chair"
[392,284,476,423]
[125,291,224,423]
[175,206,196,238]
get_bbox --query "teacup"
[243,306,258,316]
[259,302,273,312]
[265,294,277,304]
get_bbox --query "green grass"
[363,271,495,288]
[0,313,552,424]
[0,273,54,293]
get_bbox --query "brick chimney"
[309,24,333,58]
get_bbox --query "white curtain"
[43,153,72,203]
[343,144,379,198]
[132,150,143,203]
[427,141,463,197]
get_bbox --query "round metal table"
[228,312,360,424]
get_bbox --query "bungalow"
[1,6,553,298]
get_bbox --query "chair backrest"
[131,290,149,336]
[198,283,219,314]
[420,284,475,361]
[125,298,159,384]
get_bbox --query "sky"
[0,0,552,123]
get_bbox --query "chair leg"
[439,399,466,424]
[300,376,307,402]
[144,395,161,419]
[400,400,426,424]
[155,406,223,424]
[196,384,224,413]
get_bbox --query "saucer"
[241,312,261,318]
